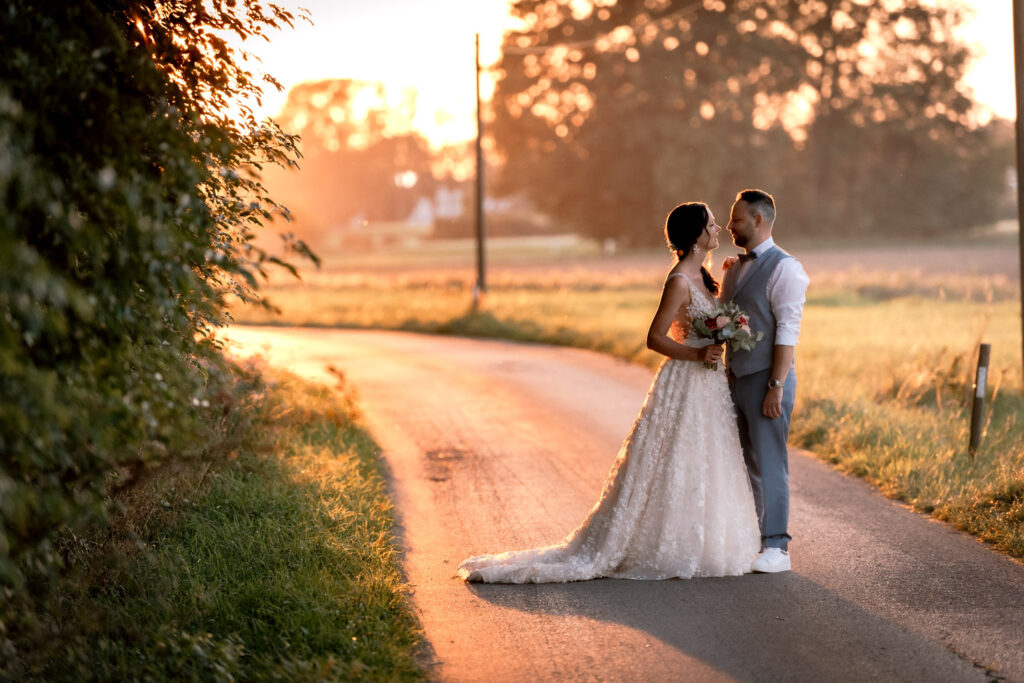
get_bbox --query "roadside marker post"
[968,343,991,457]
[1013,1,1024,380]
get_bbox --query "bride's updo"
[664,202,719,295]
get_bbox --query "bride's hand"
[696,344,723,364]
[722,256,739,272]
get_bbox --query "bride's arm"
[646,277,722,364]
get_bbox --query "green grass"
[235,270,1024,560]
[11,366,425,681]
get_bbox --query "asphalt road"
[226,326,1024,683]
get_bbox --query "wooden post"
[472,32,487,309]
[1013,1,1024,380]
[968,343,991,457]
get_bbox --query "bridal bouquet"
[691,302,764,370]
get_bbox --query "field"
[234,231,1024,558]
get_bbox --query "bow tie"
[737,252,758,263]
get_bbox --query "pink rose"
[716,316,731,329]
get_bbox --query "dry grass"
[232,237,1024,559]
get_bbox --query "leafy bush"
[6,366,424,681]
[0,0,310,645]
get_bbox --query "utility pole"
[473,32,487,309]
[1015,1,1024,378]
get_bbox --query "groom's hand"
[762,387,784,419]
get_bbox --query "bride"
[458,202,761,583]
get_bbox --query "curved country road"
[225,326,1024,682]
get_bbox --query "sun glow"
[219,0,1013,149]
[956,0,1015,122]
[221,0,522,148]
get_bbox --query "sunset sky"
[236,0,1016,147]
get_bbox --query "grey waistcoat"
[723,245,792,378]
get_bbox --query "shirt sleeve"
[766,258,810,346]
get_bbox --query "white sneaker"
[751,547,791,573]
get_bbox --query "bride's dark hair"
[664,202,719,295]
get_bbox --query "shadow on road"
[465,572,992,681]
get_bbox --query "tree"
[263,80,437,249]
[777,0,1005,233]
[490,0,1009,244]
[0,0,308,652]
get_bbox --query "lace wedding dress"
[458,272,760,583]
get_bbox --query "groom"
[721,189,809,573]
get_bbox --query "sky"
[234,0,1016,147]
[234,0,521,145]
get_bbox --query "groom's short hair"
[737,189,776,225]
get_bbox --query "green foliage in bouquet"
[691,302,765,352]
[0,0,313,648]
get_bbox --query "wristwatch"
[767,378,783,390]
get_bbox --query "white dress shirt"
[734,237,810,346]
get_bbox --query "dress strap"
[668,270,715,308]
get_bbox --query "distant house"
[429,185,558,240]
[335,182,562,248]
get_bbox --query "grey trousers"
[728,367,796,550]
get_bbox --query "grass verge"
[10,364,425,681]
[236,278,1024,561]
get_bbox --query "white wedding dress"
[458,272,760,583]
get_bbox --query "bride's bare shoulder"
[663,270,693,302]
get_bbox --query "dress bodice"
[666,272,717,348]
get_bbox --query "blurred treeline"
[262,1,1014,251]
[261,80,565,250]
[0,0,308,664]
[491,0,1014,245]
[265,80,442,246]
